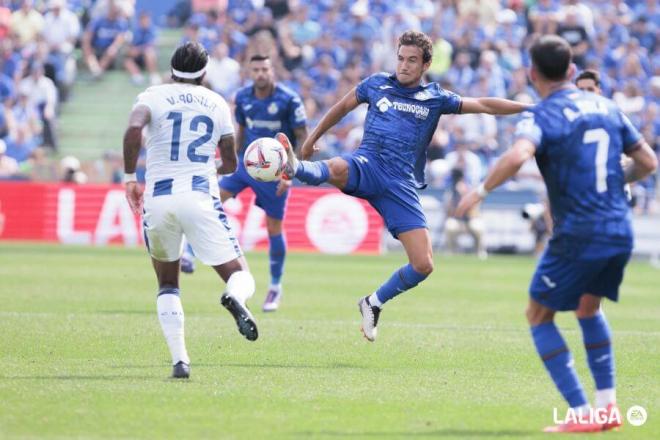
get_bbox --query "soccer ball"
[243,137,286,182]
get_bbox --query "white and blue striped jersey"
[134,83,234,197]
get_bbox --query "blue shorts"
[219,161,288,220]
[529,236,632,311]
[341,152,426,238]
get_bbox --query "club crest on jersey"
[414,90,433,101]
[268,102,279,114]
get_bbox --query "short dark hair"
[170,41,208,84]
[249,54,270,63]
[530,35,572,81]
[575,69,600,87]
[398,30,433,64]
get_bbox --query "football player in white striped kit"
[123,42,258,379]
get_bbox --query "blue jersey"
[355,73,462,189]
[132,24,157,47]
[88,17,129,50]
[515,88,643,246]
[234,84,306,156]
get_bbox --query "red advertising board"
[0,182,383,254]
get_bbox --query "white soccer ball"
[243,137,286,182]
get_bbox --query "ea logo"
[376,97,392,113]
[626,405,647,427]
[306,194,368,254]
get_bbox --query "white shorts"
[143,192,242,266]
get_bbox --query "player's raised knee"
[411,258,434,276]
[327,158,349,181]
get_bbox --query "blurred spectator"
[124,11,160,86]
[6,90,41,162]
[43,0,81,100]
[205,42,241,99]
[556,6,589,68]
[528,0,559,35]
[10,0,44,47]
[60,155,87,184]
[82,1,128,79]
[443,142,486,259]
[18,62,58,150]
[0,138,19,178]
[0,0,10,40]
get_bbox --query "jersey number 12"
[167,111,213,163]
[583,128,610,193]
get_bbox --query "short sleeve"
[132,89,155,113]
[619,111,643,153]
[355,76,372,103]
[514,112,543,152]
[439,89,462,114]
[216,98,235,137]
[288,95,307,128]
[233,94,245,126]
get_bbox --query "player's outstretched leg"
[277,132,330,185]
[577,295,621,431]
[359,229,433,342]
[157,286,191,379]
[263,232,286,312]
[527,300,601,433]
[215,260,258,341]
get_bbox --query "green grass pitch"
[0,242,658,439]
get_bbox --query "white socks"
[595,388,616,409]
[226,271,255,303]
[368,292,383,308]
[157,292,190,365]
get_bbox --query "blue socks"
[579,313,615,390]
[531,322,588,408]
[268,234,286,285]
[295,161,330,186]
[373,264,428,306]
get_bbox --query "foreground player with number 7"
[123,42,259,380]
[277,30,529,342]
[456,35,657,433]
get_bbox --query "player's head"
[170,41,209,85]
[396,30,432,87]
[249,54,275,91]
[575,69,602,94]
[529,35,575,90]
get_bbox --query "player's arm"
[455,138,536,217]
[216,134,237,175]
[460,97,531,115]
[623,140,658,183]
[235,123,245,153]
[123,104,150,214]
[293,125,308,154]
[300,87,360,160]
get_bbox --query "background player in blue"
[277,30,528,341]
[456,35,657,433]
[221,54,307,312]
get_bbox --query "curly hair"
[398,30,433,64]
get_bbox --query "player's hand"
[455,189,482,218]
[125,182,144,215]
[276,178,292,196]
[300,139,319,160]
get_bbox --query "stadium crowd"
[0,0,658,212]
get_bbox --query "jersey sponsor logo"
[245,117,282,130]
[376,96,430,119]
[376,97,393,112]
[267,102,279,115]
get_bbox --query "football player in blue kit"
[221,54,308,312]
[276,30,529,341]
[457,35,657,432]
